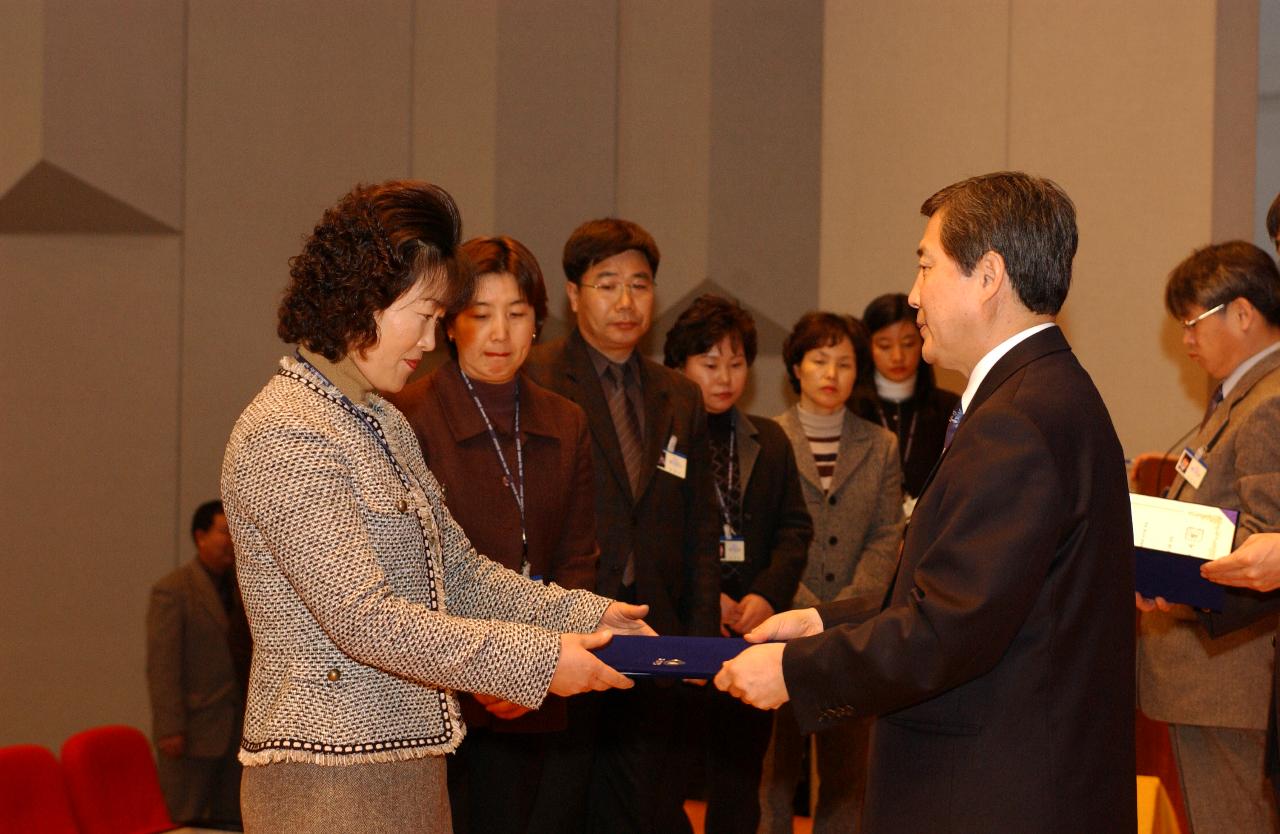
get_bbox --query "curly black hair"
[278,180,472,360]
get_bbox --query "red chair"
[0,744,80,834]
[60,725,175,834]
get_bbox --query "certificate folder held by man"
[592,636,749,678]
[1132,493,1237,611]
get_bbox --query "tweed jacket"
[524,329,721,637]
[386,358,598,732]
[719,409,813,612]
[146,558,248,758]
[775,406,903,610]
[1139,346,1280,730]
[222,356,610,767]
[784,327,1136,832]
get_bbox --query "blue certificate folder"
[1131,495,1238,612]
[591,636,750,678]
[1135,548,1227,612]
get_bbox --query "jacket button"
[828,536,838,546]
[825,573,835,582]
[326,669,341,682]
[828,495,837,506]
[396,498,409,513]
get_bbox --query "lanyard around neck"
[458,369,528,559]
[874,399,917,463]
[712,414,737,535]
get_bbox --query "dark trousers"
[703,688,774,834]
[525,683,693,834]
[447,728,551,834]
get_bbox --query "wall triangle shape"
[0,160,177,234]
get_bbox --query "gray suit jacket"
[775,407,903,610]
[1138,346,1280,729]
[146,558,245,758]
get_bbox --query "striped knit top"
[796,404,844,491]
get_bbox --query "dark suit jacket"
[783,326,1135,833]
[524,328,721,636]
[723,409,813,613]
[387,359,598,732]
[146,558,249,758]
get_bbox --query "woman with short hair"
[663,294,813,834]
[758,311,903,834]
[222,181,649,832]
[386,235,600,834]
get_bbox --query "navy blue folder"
[1134,547,1228,611]
[591,636,750,678]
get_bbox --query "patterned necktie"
[943,403,964,451]
[607,364,644,588]
[607,364,645,495]
[1200,384,1224,431]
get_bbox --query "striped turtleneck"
[796,404,844,491]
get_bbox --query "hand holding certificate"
[1131,493,1239,610]
[712,608,824,710]
[1201,532,1280,592]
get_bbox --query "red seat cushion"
[60,726,174,834]
[0,744,80,834]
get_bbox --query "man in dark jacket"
[146,500,251,825]
[525,217,720,833]
[716,172,1136,833]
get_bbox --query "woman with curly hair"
[221,181,650,832]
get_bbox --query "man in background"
[1137,240,1280,833]
[146,499,251,824]
[525,217,719,833]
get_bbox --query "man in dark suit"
[146,500,252,825]
[524,217,720,833]
[715,172,1135,833]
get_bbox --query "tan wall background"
[0,0,1273,749]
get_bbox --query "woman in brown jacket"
[387,235,599,834]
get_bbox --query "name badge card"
[720,531,745,563]
[1175,447,1208,490]
[658,434,687,479]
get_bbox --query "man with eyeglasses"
[525,218,719,833]
[1136,240,1280,833]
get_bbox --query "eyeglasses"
[1181,302,1227,330]
[579,280,654,301]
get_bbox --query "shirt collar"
[960,322,1057,413]
[1222,341,1280,398]
[583,340,641,384]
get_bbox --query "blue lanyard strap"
[712,415,737,535]
[458,370,528,559]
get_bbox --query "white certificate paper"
[1130,493,1239,561]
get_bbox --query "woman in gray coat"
[758,312,903,834]
[221,181,650,832]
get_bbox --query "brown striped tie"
[607,363,644,588]
[607,363,645,496]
